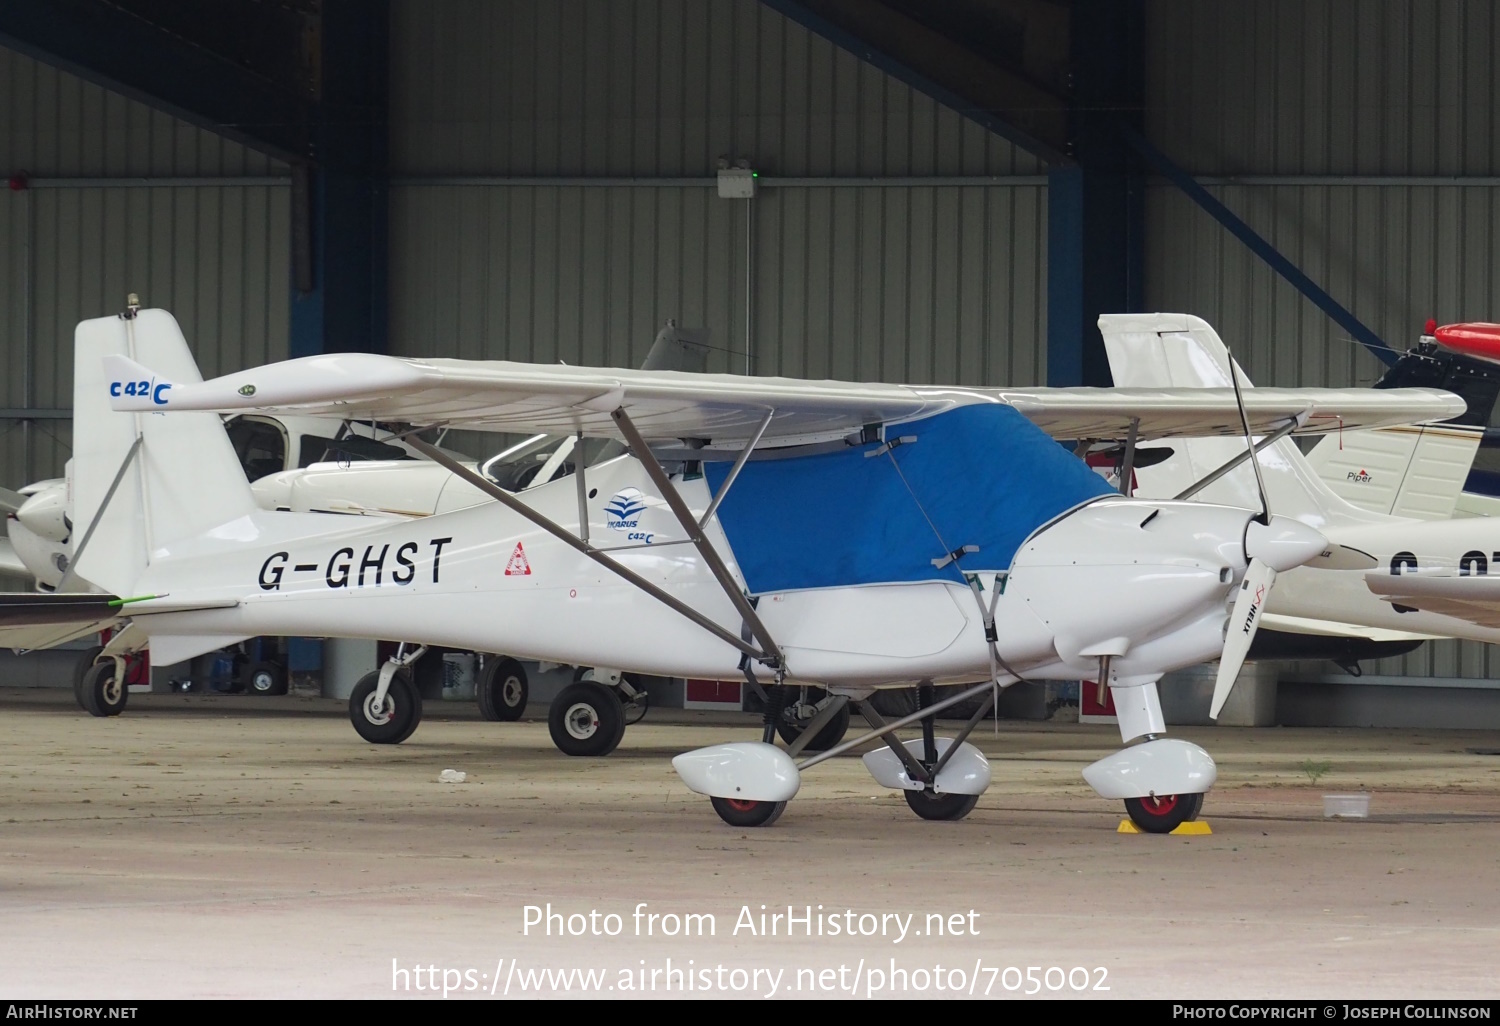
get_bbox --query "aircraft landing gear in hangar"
[347,645,649,756]
[678,677,1216,832]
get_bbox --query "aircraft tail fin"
[640,320,711,373]
[72,308,256,596]
[1096,313,1392,527]
[1302,422,1480,519]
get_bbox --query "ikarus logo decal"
[604,487,654,544]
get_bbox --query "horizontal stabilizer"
[0,593,126,627]
[0,592,238,632]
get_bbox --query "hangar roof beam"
[0,0,317,165]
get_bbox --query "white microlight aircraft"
[11,304,1462,832]
[1100,313,1500,716]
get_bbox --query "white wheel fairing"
[861,739,991,795]
[673,742,800,802]
[1082,737,1217,800]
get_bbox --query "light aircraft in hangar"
[1099,313,1500,715]
[4,319,712,743]
[1,303,1462,832]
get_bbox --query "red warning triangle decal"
[504,543,532,576]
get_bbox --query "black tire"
[573,667,651,723]
[477,657,528,722]
[710,797,788,827]
[774,688,851,752]
[1124,793,1196,834]
[80,660,127,718]
[73,645,104,710]
[903,789,980,821]
[1181,791,1205,822]
[548,681,626,757]
[349,669,422,744]
[245,660,288,696]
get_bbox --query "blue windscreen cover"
[703,403,1113,594]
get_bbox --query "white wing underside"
[1365,574,1500,630]
[108,350,1466,449]
[1259,612,1439,644]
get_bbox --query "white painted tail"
[72,309,256,596]
[1097,313,1393,529]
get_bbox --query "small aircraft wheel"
[774,688,851,752]
[709,797,788,828]
[349,669,422,744]
[477,657,528,722]
[245,660,288,696]
[903,789,980,822]
[80,660,128,718]
[73,645,104,710]
[1124,793,1195,834]
[573,668,650,725]
[548,681,625,757]
[1181,791,1205,822]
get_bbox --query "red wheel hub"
[1139,794,1180,817]
[724,798,760,812]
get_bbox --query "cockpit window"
[298,434,413,468]
[226,419,287,482]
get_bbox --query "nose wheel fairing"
[1081,737,1218,801]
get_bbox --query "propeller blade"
[1213,558,1277,719]
[0,488,26,516]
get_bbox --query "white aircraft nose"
[1244,515,1328,573]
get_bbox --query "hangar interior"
[3,0,1500,726]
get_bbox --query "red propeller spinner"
[1431,321,1500,364]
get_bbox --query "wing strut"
[610,406,786,670]
[402,434,769,664]
[1171,416,1304,501]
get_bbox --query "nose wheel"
[1123,791,1203,833]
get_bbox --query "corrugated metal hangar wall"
[3,0,1500,687]
[0,45,290,485]
[387,0,1048,385]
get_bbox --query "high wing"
[1365,574,1500,630]
[105,350,1464,451]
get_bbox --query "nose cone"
[1244,515,1327,573]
